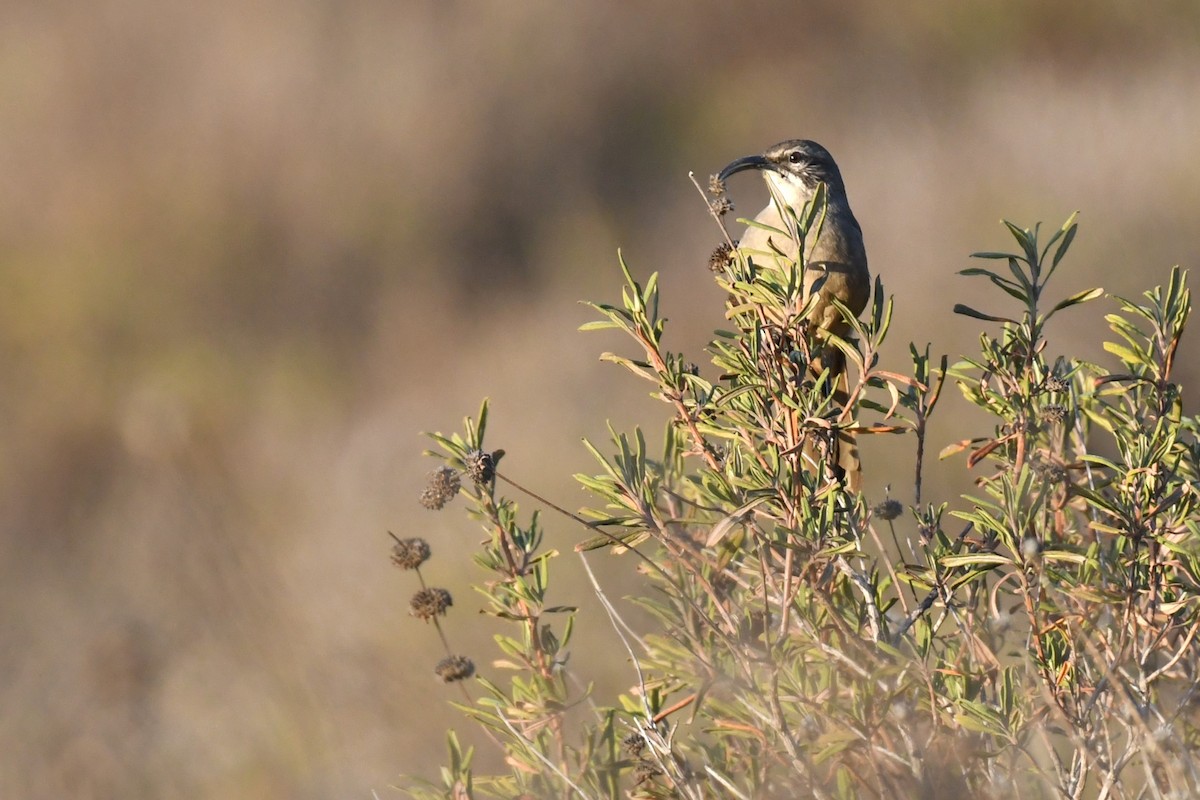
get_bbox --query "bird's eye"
[788,151,804,164]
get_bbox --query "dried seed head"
[622,732,646,756]
[1031,458,1067,484]
[390,536,431,570]
[634,763,662,786]
[410,587,452,620]
[708,241,734,273]
[1044,375,1069,393]
[712,197,734,217]
[707,173,727,196]
[435,654,475,682]
[873,498,903,521]
[419,466,461,510]
[1040,403,1067,423]
[463,449,496,485]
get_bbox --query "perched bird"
[717,139,870,490]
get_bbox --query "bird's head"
[718,139,846,209]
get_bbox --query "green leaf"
[1005,256,1033,292]
[989,273,1030,302]
[1049,212,1080,269]
[578,319,623,331]
[1102,341,1144,365]
[941,552,1013,568]
[1041,550,1087,565]
[1045,287,1104,320]
[956,700,1008,737]
[705,495,771,547]
[953,304,1014,323]
[574,528,649,552]
[1002,219,1039,265]
[474,398,489,446]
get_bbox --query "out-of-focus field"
[1,1,1198,796]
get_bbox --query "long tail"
[808,344,861,492]
[833,374,862,492]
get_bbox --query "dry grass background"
[1,1,1198,797]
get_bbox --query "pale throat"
[763,170,817,212]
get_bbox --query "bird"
[717,139,870,490]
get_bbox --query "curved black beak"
[717,154,773,182]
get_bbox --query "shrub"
[396,189,1199,799]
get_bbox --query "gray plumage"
[717,139,870,490]
[718,139,870,337]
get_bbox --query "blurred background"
[2,1,1198,796]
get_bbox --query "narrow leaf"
[953,304,1015,323]
[1046,287,1104,319]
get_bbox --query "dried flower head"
[1044,375,1069,393]
[707,173,726,196]
[708,241,735,273]
[622,731,646,756]
[634,763,663,786]
[435,654,475,682]
[419,466,461,510]
[410,587,452,620]
[1040,403,1067,423]
[390,536,431,570]
[463,449,496,485]
[873,498,903,521]
[712,196,735,217]
[1031,458,1067,484]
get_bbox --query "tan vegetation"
[2,2,1198,797]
